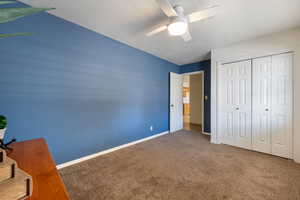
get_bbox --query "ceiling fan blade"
[188,5,219,23]
[156,0,178,17]
[146,25,168,37]
[181,29,192,42]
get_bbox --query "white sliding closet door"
[218,60,252,149]
[252,57,272,154]
[271,53,293,158]
[235,61,252,149]
[218,63,236,146]
[219,53,293,158]
[252,53,293,158]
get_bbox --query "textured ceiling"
[20,0,300,65]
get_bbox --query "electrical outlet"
[150,126,153,131]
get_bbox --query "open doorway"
[169,71,205,134]
[182,72,204,133]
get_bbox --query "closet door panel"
[218,64,237,146]
[271,53,293,158]
[218,60,252,148]
[235,60,252,149]
[252,57,272,154]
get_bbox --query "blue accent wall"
[0,2,179,164]
[180,60,211,133]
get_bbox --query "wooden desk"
[7,138,70,200]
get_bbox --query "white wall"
[190,74,203,125]
[294,45,300,163]
[183,75,190,104]
[183,75,190,88]
[211,27,300,163]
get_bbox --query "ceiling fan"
[147,0,219,42]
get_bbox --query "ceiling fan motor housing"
[173,5,185,16]
[167,6,188,36]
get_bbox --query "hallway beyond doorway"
[183,115,202,133]
[182,72,204,133]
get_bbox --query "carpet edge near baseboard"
[56,131,170,169]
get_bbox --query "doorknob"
[170,104,174,107]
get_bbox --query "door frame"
[181,71,206,134]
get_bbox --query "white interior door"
[271,53,293,158]
[235,60,252,149]
[218,60,252,148]
[218,63,237,146]
[252,56,272,154]
[170,72,183,132]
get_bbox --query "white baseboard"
[57,131,170,169]
[202,132,211,136]
[210,136,221,144]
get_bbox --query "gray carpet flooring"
[60,130,300,200]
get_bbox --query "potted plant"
[0,115,7,140]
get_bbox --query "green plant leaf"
[0,32,32,38]
[0,7,55,23]
[0,115,7,129]
[0,1,15,5]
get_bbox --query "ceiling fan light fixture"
[167,20,187,36]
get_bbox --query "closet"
[218,53,293,158]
